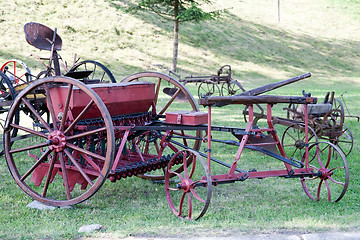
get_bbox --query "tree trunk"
[172,1,179,72]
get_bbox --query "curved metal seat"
[24,22,62,51]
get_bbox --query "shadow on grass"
[106,1,360,78]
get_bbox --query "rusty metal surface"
[49,82,155,119]
[24,22,62,51]
[199,95,317,106]
[238,72,311,96]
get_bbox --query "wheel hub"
[295,140,305,149]
[318,168,332,180]
[177,179,194,192]
[47,130,66,152]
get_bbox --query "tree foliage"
[125,0,224,71]
[128,0,221,22]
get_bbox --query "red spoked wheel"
[165,149,212,220]
[301,142,349,202]
[0,59,32,85]
[122,72,202,180]
[4,76,115,207]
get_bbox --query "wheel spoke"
[328,176,345,186]
[20,148,52,181]
[289,147,297,158]
[9,142,49,154]
[187,192,193,220]
[189,158,196,179]
[178,192,186,217]
[168,170,184,181]
[286,132,297,142]
[60,84,73,131]
[325,180,331,202]
[316,179,323,201]
[9,123,48,138]
[182,154,189,179]
[44,83,58,131]
[79,152,101,173]
[154,77,161,107]
[64,149,94,186]
[316,146,325,169]
[324,145,332,169]
[337,139,353,144]
[66,127,107,141]
[59,152,71,200]
[190,188,206,203]
[66,142,106,162]
[159,89,181,115]
[21,98,52,133]
[64,99,94,134]
[42,152,57,197]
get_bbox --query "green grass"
[0,0,360,239]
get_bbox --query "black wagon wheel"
[220,80,244,96]
[0,71,18,156]
[4,76,115,207]
[281,123,318,161]
[334,123,353,157]
[300,142,349,202]
[321,98,347,150]
[69,60,116,83]
[165,149,212,220]
[122,72,202,181]
[197,80,221,98]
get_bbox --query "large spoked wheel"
[281,124,318,161]
[165,149,212,220]
[301,142,349,202]
[69,60,116,83]
[0,71,18,156]
[1,59,32,84]
[122,72,202,181]
[4,76,115,206]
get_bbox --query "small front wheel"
[301,142,349,202]
[198,81,221,98]
[220,80,244,96]
[165,149,212,220]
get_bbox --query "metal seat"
[24,22,62,51]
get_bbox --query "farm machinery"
[1,22,350,220]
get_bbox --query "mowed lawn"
[0,0,359,239]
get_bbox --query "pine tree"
[126,0,223,72]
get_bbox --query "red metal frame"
[204,102,314,184]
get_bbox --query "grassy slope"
[0,0,360,239]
